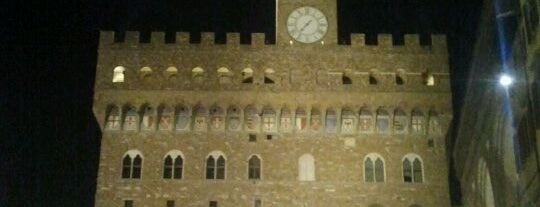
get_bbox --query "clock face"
[287,7,328,43]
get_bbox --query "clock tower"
[277,0,337,45]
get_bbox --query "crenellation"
[377,34,393,47]
[350,33,366,47]
[99,31,115,46]
[151,32,165,44]
[226,33,240,45]
[201,32,215,45]
[175,32,190,44]
[251,33,266,47]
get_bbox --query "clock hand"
[299,19,313,32]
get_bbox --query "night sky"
[4,0,481,206]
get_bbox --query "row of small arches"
[121,150,425,183]
[104,103,442,135]
[112,66,436,86]
[112,66,277,84]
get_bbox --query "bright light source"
[499,74,513,86]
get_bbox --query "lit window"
[242,68,254,84]
[298,154,315,181]
[139,66,152,79]
[264,68,275,84]
[113,66,125,83]
[165,67,178,80]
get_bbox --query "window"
[164,67,178,80]
[264,68,275,84]
[244,105,259,131]
[423,72,435,86]
[192,67,204,82]
[396,69,406,85]
[298,154,315,181]
[342,75,352,84]
[262,106,276,132]
[217,67,232,84]
[325,108,337,133]
[158,105,173,130]
[113,66,125,83]
[402,154,423,183]
[254,199,262,207]
[140,104,155,131]
[166,200,175,207]
[242,68,254,83]
[124,200,133,207]
[369,72,378,85]
[206,151,226,179]
[364,153,385,183]
[341,107,357,134]
[376,108,390,133]
[139,67,152,79]
[121,150,143,179]
[248,155,261,179]
[359,107,373,133]
[175,104,191,131]
[209,201,218,207]
[249,134,257,142]
[163,150,184,179]
[411,109,424,133]
[394,108,407,133]
[105,105,121,130]
[123,106,139,131]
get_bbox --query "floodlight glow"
[499,74,513,86]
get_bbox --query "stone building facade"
[452,0,540,206]
[92,1,453,206]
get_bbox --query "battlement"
[99,31,447,49]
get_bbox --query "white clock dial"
[287,6,328,43]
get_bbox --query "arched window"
[359,107,373,133]
[396,69,406,85]
[163,150,184,179]
[423,72,435,86]
[158,105,173,130]
[139,66,152,79]
[402,154,423,183]
[192,67,204,82]
[325,108,337,133]
[113,66,125,83]
[264,68,275,84]
[295,107,307,131]
[217,67,232,84]
[394,108,408,133]
[341,107,357,134]
[248,155,261,179]
[298,154,315,181]
[123,105,139,131]
[244,105,259,131]
[364,153,385,183]
[242,68,254,84]
[164,67,178,80]
[193,105,208,131]
[342,74,352,85]
[226,105,241,131]
[262,106,276,132]
[376,108,390,133]
[280,107,292,132]
[121,150,143,179]
[175,104,191,131]
[411,108,425,134]
[206,151,226,180]
[310,108,322,131]
[369,71,378,85]
[140,104,155,131]
[105,105,121,130]
[209,105,225,131]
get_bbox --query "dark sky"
[3,0,481,206]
